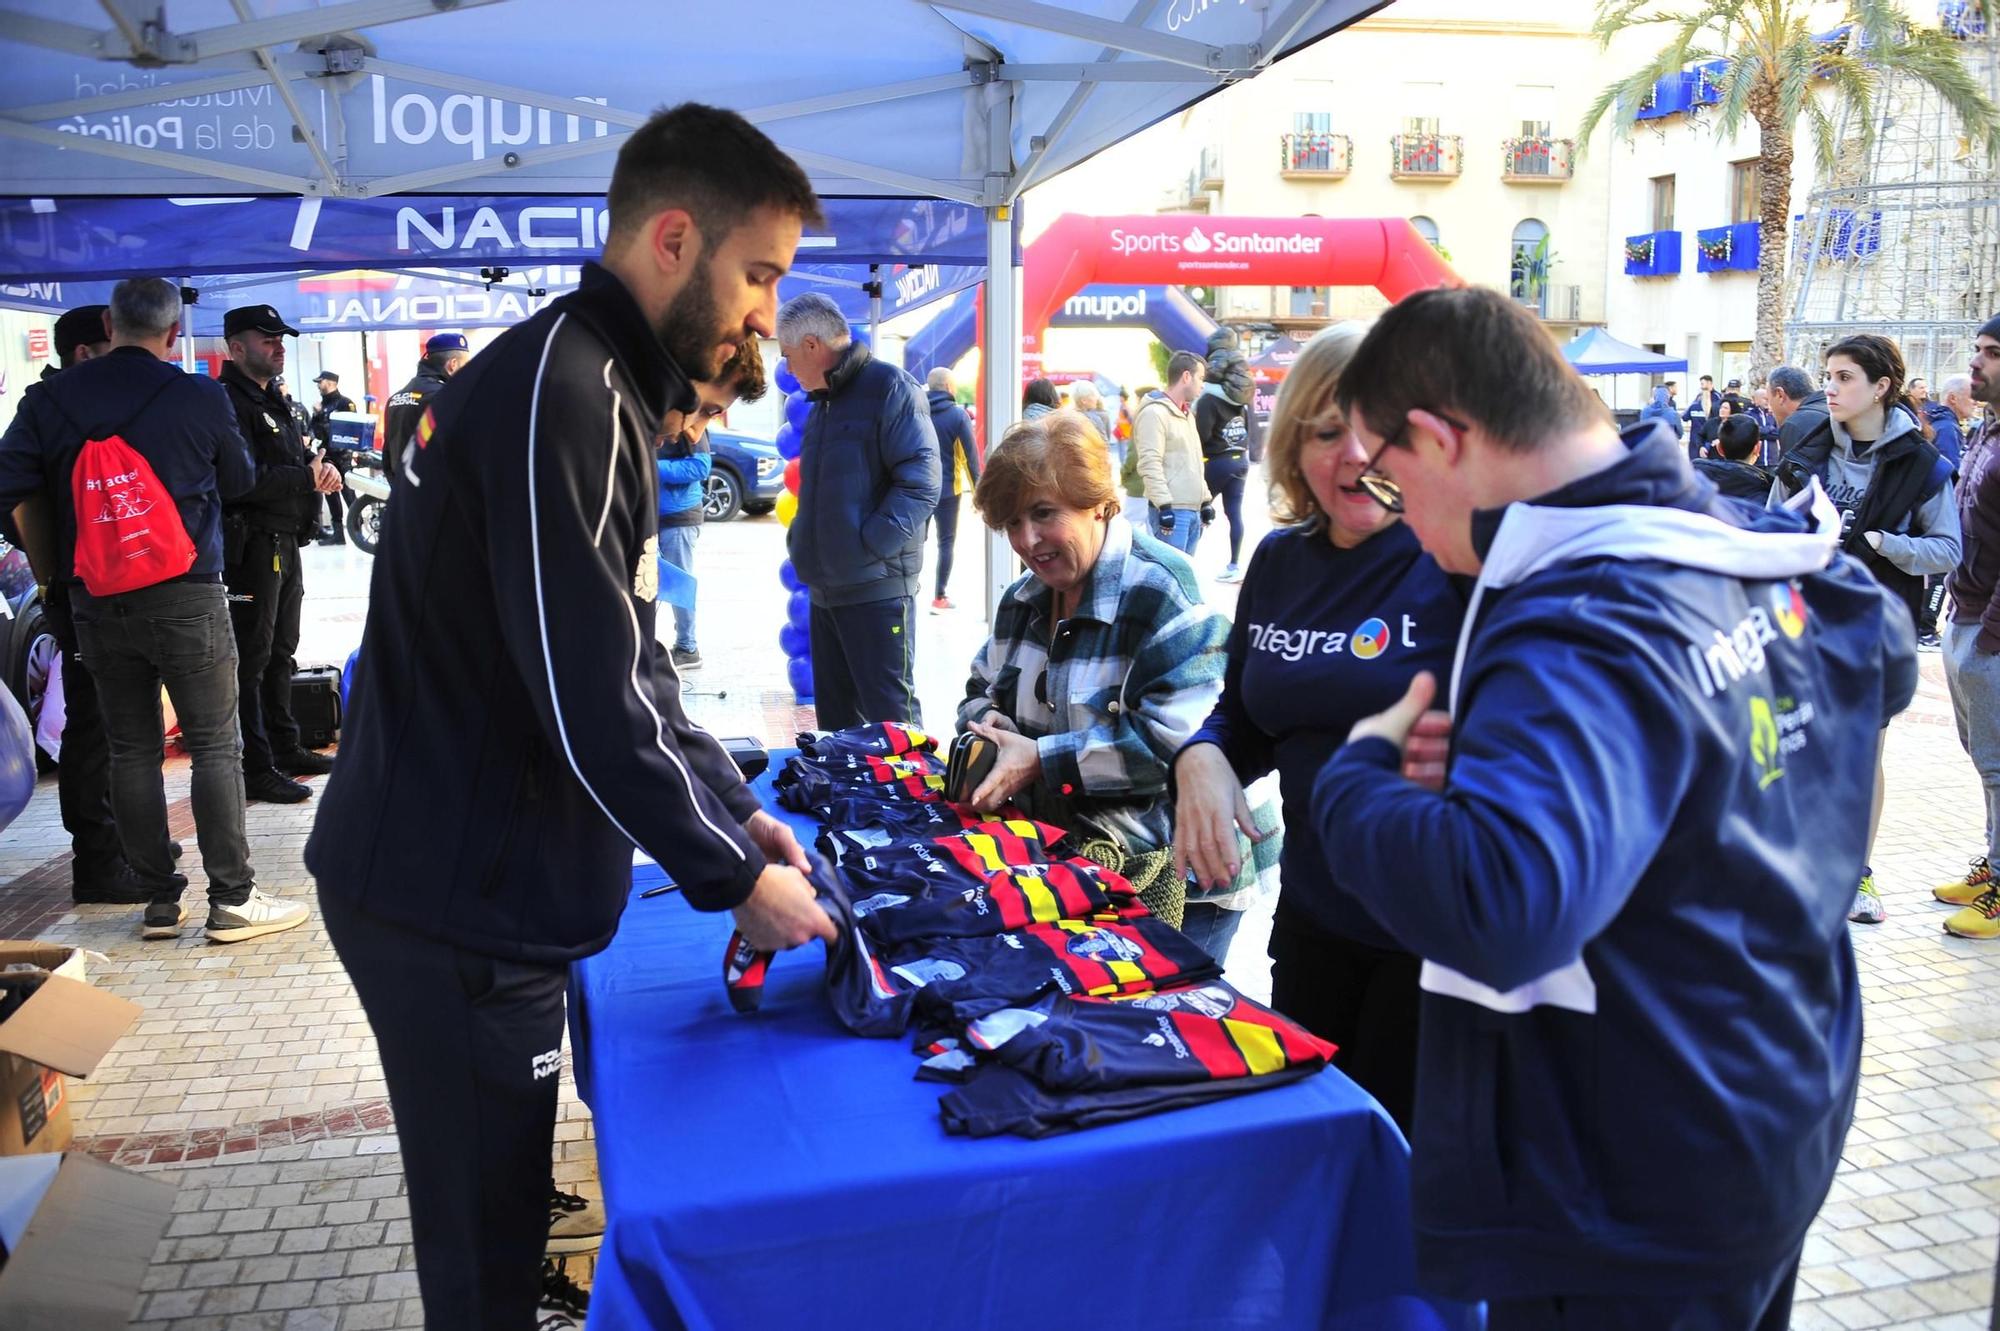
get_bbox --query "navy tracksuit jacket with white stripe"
[307,263,763,962]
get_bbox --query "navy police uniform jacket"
[1314,425,1917,1302]
[305,263,764,963]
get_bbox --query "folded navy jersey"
[884,915,1222,1015]
[928,984,1337,1137]
[853,856,1146,945]
[773,752,945,813]
[796,722,937,760]
[810,796,984,842]
[937,1062,1324,1139]
[824,818,1069,899]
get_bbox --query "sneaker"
[1216,563,1244,584]
[1917,631,1943,651]
[547,1184,605,1255]
[1944,886,2000,939]
[1935,856,1993,906]
[539,1257,590,1322]
[931,596,954,613]
[670,648,703,672]
[73,861,155,905]
[1848,873,1886,925]
[276,748,334,777]
[244,770,311,804]
[142,900,187,940]
[205,889,310,944]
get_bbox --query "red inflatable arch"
[1020,213,1461,358]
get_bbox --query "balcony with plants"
[1695,221,1760,273]
[1503,136,1575,182]
[1623,230,1682,277]
[1390,133,1462,180]
[1279,131,1352,179]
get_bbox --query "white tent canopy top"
[0,0,1384,203]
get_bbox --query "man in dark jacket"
[0,279,302,945]
[1313,287,1914,1327]
[1693,414,1773,500]
[8,302,142,903]
[381,332,470,485]
[1769,364,1828,457]
[778,291,940,728]
[219,304,341,805]
[304,104,835,1330]
[1681,373,1723,458]
[924,367,979,612]
[308,371,356,546]
[1938,315,2000,938]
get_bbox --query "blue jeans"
[1179,900,1246,966]
[72,579,254,904]
[657,524,699,652]
[1150,505,1201,555]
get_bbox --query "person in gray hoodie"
[1773,333,1959,926]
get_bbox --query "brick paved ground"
[3,496,1996,1328]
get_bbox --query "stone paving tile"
[5,527,1997,1326]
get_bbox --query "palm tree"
[1581,1,1999,376]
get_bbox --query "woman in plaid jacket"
[956,410,1228,901]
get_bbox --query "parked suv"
[704,429,784,522]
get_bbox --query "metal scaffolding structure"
[1785,12,2000,383]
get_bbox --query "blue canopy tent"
[0,0,1386,609]
[1561,326,1690,375]
[0,193,991,333]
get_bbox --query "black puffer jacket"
[1204,329,1253,408]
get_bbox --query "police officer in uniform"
[309,371,357,545]
[382,332,470,485]
[218,305,342,804]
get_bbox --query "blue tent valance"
[1561,326,1689,376]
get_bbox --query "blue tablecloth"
[571,766,1474,1331]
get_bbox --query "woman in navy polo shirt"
[1172,323,1465,1130]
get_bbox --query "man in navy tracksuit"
[305,107,836,1330]
[1311,289,1916,1329]
[777,291,940,729]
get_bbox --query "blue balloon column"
[774,357,813,704]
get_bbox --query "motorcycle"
[345,449,389,555]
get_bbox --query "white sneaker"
[1216,564,1244,584]
[206,889,310,944]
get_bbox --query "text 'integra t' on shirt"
[1189,520,1464,946]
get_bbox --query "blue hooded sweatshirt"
[1313,424,1916,1303]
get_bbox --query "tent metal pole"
[868,264,882,340]
[983,204,1019,622]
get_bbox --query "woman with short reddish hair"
[956,409,1230,945]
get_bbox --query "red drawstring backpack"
[65,376,197,596]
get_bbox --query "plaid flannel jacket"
[958,517,1227,854]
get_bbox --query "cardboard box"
[0,944,141,1157]
[0,1151,176,1329]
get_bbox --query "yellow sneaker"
[1934,856,1993,906]
[1944,887,2000,940]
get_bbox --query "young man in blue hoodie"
[1312,288,1916,1329]
[655,341,767,671]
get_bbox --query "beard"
[656,253,731,383]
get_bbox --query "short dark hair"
[1166,351,1205,384]
[714,340,767,403]
[606,103,823,250]
[1335,287,1607,453]
[1700,374,1714,383]
[1023,378,1061,410]
[1716,415,1761,461]
[1767,365,1814,401]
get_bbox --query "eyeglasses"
[1355,412,1467,514]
